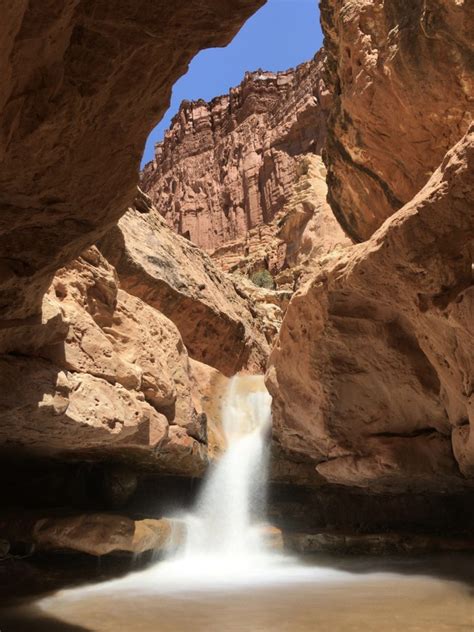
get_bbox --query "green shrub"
[250,269,275,289]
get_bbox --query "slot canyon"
[0,0,473,630]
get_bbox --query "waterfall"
[180,374,272,562]
[38,372,347,606]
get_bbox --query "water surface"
[2,554,473,632]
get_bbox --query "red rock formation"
[208,154,351,281]
[98,194,270,376]
[268,126,474,492]
[0,245,208,475]
[141,53,332,258]
[0,0,270,481]
[265,0,473,495]
[320,0,473,241]
[0,0,265,322]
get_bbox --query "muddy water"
[2,555,473,632]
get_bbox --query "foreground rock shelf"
[2,510,473,562]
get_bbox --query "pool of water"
[2,554,473,632]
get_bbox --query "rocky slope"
[141,52,344,276]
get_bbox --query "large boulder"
[99,197,270,376]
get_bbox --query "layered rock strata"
[212,154,351,284]
[141,53,333,263]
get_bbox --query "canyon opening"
[0,1,473,631]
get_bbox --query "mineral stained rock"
[0,0,265,321]
[320,0,474,241]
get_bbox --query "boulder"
[99,200,270,376]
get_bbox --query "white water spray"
[179,374,272,563]
[39,374,359,606]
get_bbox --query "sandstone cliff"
[268,0,474,494]
[1,0,473,560]
[0,192,273,477]
[141,53,347,276]
[269,127,474,492]
[320,0,473,241]
[0,0,270,483]
[0,0,265,322]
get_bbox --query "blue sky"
[141,0,323,166]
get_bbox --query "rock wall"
[0,193,272,477]
[210,154,351,283]
[268,128,474,492]
[140,53,332,261]
[268,0,473,495]
[0,0,271,484]
[0,0,265,322]
[320,0,473,241]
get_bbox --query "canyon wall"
[0,1,272,484]
[0,192,271,480]
[0,0,473,556]
[268,0,474,493]
[0,0,265,322]
[141,53,350,276]
[319,0,473,241]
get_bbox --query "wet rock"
[100,466,138,509]
[284,531,474,555]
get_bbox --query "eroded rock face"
[141,54,331,259]
[0,0,265,321]
[320,0,473,241]
[98,196,270,376]
[0,188,273,474]
[0,245,209,475]
[268,127,474,492]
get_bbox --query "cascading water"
[33,374,463,632]
[180,374,272,563]
[38,374,353,604]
